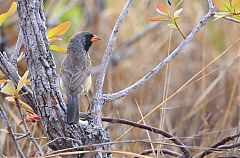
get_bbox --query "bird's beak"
[90,35,101,43]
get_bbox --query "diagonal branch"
[0,105,25,158]
[198,132,240,158]
[102,117,190,157]
[103,0,216,102]
[93,0,134,100]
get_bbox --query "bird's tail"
[67,95,79,124]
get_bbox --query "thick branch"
[0,52,36,112]
[103,1,216,102]
[17,0,110,156]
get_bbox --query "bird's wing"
[60,53,91,93]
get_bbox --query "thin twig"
[137,148,183,158]
[10,30,23,67]
[0,105,25,158]
[223,16,240,24]
[198,133,240,158]
[46,139,183,156]
[15,98,44,156]
[103,0,216,102]
[93,0,134,102]
[102,117,190,157]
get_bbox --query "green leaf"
[50,45,66,54]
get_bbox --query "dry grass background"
[0,0,239,157]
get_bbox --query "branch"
[223,17,240,24]
[103,0,216,102]
[10,30,23,67]
[47,139,184,156]
[198,132,240,158]
[0,105,25,158]
[102,117,190,157]
[0,52,36,112]
[93,0,134,101]
[91,22,161,76]
[138,148,183,158]
[15,98,44,156]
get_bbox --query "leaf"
[17,70,29,93]
[0,80,15,95]
[49,37,63,43]
[213,0,231,11]
[0,80,7,84]
[174,8,183,17]
[17,112,40,126]
[148,17,169,22]
[167,23,177,29]
[50,45,67,54]
[0,2,17,26]
[47,21,71,39]
[231,0,240,12]
[5,97,33,111]
[156,4,169,16]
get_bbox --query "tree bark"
[17,0,110,157]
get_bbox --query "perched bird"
[60,32,100,124]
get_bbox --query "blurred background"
[0,0,239,157]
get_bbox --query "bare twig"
[102,117,190,157]
[138,148,183,158]
[223,17,240,24]
[198,132,240,158]
[0,105,25,158]
[15,98,44,156]
[93,0,134,104]
[103,0,216,102]
[10,30,23,67]
[47,139,183,156]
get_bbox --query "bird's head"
[67,31,100,53]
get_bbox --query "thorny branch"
[103,0,216,102]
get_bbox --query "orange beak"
[90,35,101,43]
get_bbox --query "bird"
[60,32,100,124]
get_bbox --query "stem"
[15,97,44,156]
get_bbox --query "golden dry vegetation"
[0,0,239,157]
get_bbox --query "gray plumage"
[60,32,99,124]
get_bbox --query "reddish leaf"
[148,17,169,22]
[156,4,169,15]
